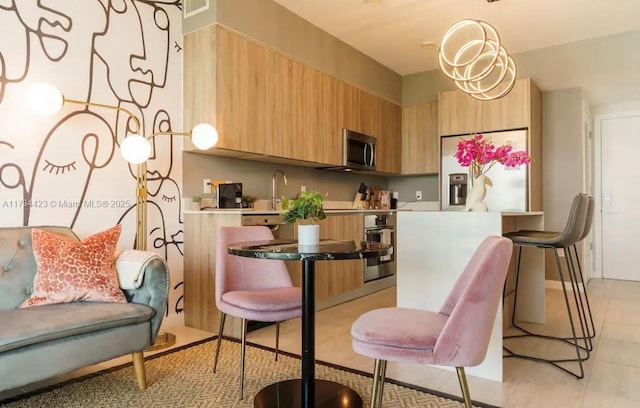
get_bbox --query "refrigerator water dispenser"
[449,173,468,206]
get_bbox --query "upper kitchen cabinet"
[337,81,361,133]
[358,90,380,136]
[437,78,543,210]
[481,79,532,131]
[184,24,399,170]
[402,102,439,174]
[377,99,402,174]
[357,90,402,174]
[268,52,298,160]
[438,78,540,136]
[269,57,341,165]
[184,25,269,154]
[438,88,482,136]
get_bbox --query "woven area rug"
[1,338,498,408]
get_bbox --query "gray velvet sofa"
[0,226,169,397]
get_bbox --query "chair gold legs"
[132,351,147,390]
[214,314,282,400]
[370,359,388,408]
[275,321,280,361]
[213,312,227,374]
[456,367,472,408]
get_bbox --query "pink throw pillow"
[21,225,127,307]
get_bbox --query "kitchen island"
[396,211,544,382]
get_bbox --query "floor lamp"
[28,83,218,350]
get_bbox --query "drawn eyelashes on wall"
[42,160,77,175]
[162,194,176,202]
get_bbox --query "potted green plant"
[281,191,327,246]
[191,195,202,211]
[241,195,257,209]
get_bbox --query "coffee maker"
[448,173,468,206]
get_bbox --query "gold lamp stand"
[28,83,218,352]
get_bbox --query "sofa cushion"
[0,226,79,311]
[0,302,154,353]
[21,225,126,307]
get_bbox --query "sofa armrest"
[119,253,169,344]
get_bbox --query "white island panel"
[397,211,504,381]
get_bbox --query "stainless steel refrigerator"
[440,129,529,212]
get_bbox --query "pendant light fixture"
[438,19,516,100]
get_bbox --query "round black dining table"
[228,239,393,408]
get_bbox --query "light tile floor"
[246,278,640,408]
[3,278,640,408]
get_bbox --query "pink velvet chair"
[213,226,302,399]
[351,236,513,408]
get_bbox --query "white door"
[600,113,640,280]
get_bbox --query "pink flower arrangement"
[454,134,531,178]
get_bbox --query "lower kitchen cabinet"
[288,214,365,301]
[184,212,386,336]
[183,212,242,334]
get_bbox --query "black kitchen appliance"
[217,182,243,208]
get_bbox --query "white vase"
[462,174,493,212]
[298,224,320,246]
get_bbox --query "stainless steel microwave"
[342,128,376,171]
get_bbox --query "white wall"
[541,88,586,280]
[0,2,185,317]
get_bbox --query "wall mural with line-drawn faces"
[0,0,185,317]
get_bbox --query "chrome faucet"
[272,169,288,211]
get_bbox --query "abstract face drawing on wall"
[0,1,185,315]
[0,1,112,226]
[8,0,109,99]
[94,0,170,108]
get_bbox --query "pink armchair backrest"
[434,236,513,366]
[215,226,294,305]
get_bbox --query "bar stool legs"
[503,244,589,379]
[570,243,597,340]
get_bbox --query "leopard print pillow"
[21,225,127,307]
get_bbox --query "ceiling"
[272,0,640,105]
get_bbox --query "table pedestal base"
[254,379,363,408]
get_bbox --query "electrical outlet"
[416,190,423,200]
[203,179,211,194]
[301,185,306,192]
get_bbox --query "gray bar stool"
[509,195,596,346]
[503,193,590,379]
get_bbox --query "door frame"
[593,110,640,279]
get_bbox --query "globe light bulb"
[191,123,218,150]
[120,134,151,164]
[28,83,64,115]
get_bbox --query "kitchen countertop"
[182,208,405,215]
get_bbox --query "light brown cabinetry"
[183,212,241,334]
[337,81,361,134]
[480,79,530,131]
[289,214,364,301]
[377,99,402,174]
[438,78,537,136]
[184,25,269,154]
[401,102,439,174]
[438,89,482,136]
[184,212,376,335]
[350,88,402,174]
[184,24,400,172]
[268,56,341,164]
[437,78,543,211]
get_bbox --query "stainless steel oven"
[363,213,396,282]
